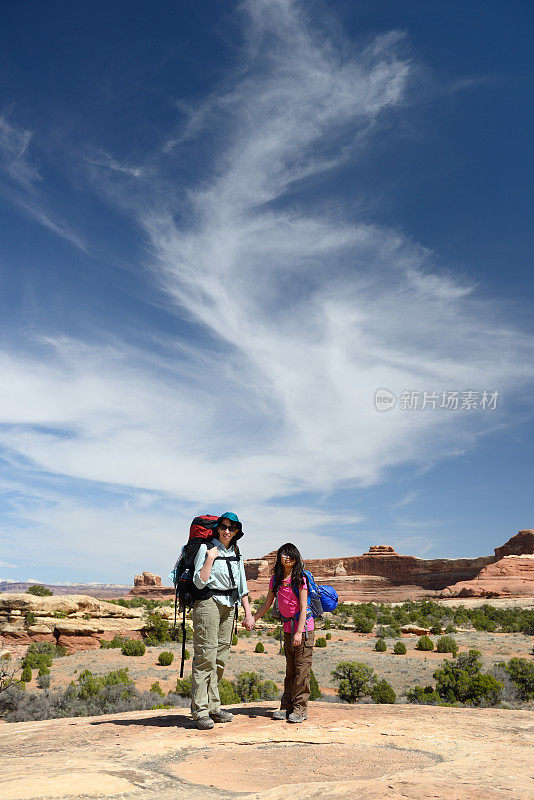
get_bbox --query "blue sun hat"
[216,511,244,541]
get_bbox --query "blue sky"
[0,0,533,584]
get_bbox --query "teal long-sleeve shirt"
[193,540,249,606]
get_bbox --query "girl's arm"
[253,588,275,624]
[293,584,308,646]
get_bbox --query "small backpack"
[170,514,241,676]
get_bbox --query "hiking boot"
[271,709,288,720]
[194,716,215,730]
[209,709,233,723]
[287,711,308,723]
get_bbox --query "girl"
[191,512,254,730]
[253,543,314,723]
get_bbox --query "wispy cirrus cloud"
[0,0,533,577]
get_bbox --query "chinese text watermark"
[374,389,500,412]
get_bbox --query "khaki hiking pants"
[191,596,234,720]
[280,629,315,715]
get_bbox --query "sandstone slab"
[0,702,532,800]
[442,555,534,598]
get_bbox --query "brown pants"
[280,630,315,715]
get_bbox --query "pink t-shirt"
[269,575,314,633]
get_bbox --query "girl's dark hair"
[272,543,305,598]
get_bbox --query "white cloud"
[0,561,18,569]
[0,1,533,577]
[87,150,144,178]
[0,113,40,188]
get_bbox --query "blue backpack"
[272,569,338,628]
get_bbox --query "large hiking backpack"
[170,514,242,677]
[271,568,339,635]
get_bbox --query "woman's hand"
[292,631,303,647]
[243,613,255,631]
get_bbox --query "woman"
[191,512,254,729]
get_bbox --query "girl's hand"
[293,631,303,647]
[206,546,218,561]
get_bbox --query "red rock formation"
[134,571,162,587]
[494,530,534,560]
[441,555,534,598]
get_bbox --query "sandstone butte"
[131,529,534,603]
[0,702,532,800]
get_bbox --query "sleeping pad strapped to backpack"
[170,514,242,677]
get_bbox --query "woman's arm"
[293,584,308,646]
[253,588,275,624]
[240,594,254,630]
[193,543,218,588]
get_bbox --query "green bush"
[150,681,164,696]
[370,679,396,704]
[433,650,502,706]
[375,638,387,652]
[497,658,534,701]
[21,643,57,673]
[183,649,190,660]
[144,613,171,644]
[232,634,238,645]
[315,637,327,648]
[234,671,277,701]
[436,636,458,656]
[175,676,192,696]
[158,651,174,666]
[323,619,332,630]
[27,585,53,596]
[326,632,332,640]
[21,666,32,683]
[416,635,434,651]
[219,678,240,704]
[445,624,457,634]
[37,673,50,689]
[406,685,441,704]
[429,623,442,635]
[352,616,374,634]
[121,639,146,656]
[393,641,406,655]
[100,635,126,649]
[24,612,36,628]
[310,669,322,701]
[331,661,377,703]
[254,641,265,653]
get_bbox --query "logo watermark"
[374,389,500,412]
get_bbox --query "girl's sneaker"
[271,709,288,720]
[287,711,307,723]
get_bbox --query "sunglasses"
[218,524,238,532]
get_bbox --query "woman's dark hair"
[272,543,305,598]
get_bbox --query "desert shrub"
[429,623,442,635]
[433,650,503,706]
[310,669,321,701]
[24,612,36,628]
[445,624,457,634]
[144,613,171,645]
[22,644,54,672]
[20,666,32,683]
[219,678,240,704]
[158,651,174,666]
[375,638,387,652]
[353,616,374,633]
[315,637,327,648]
[175,676,192,697]
[183,649,190,660]
[38,666,50,676]
[1,667,190,722]
[121,639,146,656]
[497,658,534,701]
[331,661,377,703]
[376,625,400,639]
[253,596,266,608]
[254,642,265,653]
[27,585,53,596]
[416,635,434,651]
[393,641,406,655]
[234,671,278,701]
[370,679,396,704]
[171,624,193,643]
[326,632,332,640]
[436,636,458,656]
[150,681,164,696]
[406,685,441,704]
[232,634,238,645]
[244,630,251,638]
[100,635,126,649]
[323,619,332,630]
[37,673,50,689]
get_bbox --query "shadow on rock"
[90,714,195,729]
